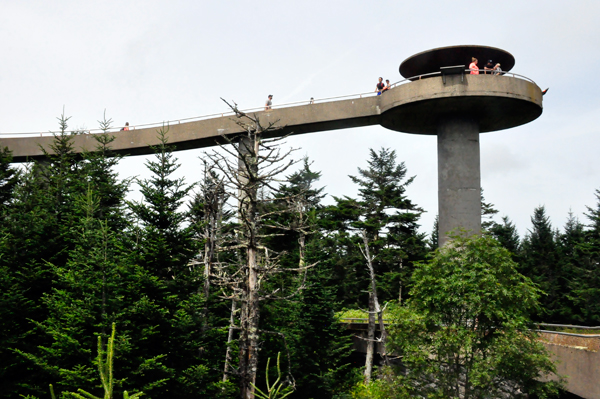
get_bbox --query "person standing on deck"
[265,95,273,110]
[469,57,479,75]
[375,77,385,95]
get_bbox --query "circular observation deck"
[399,44,515,77]
[380,45,542,135]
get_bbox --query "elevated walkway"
[1,72,542,163]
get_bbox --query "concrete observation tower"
[379,45,543,246]
[1,45,543,247]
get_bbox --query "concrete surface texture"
[540,333,600,399]
[437,117,481,246]
[3,75,540,162]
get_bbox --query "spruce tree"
[0,146,20,215]
[520,206,561,322]
[0,112,88,397]
[259,160,354,398]
[17,187,168,396]
[129,127,196,281]
[128,128,215,397]
[489,216,521,256]
[568,191,600,324]
[320,148,428,306]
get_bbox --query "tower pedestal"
[437,116,481,246]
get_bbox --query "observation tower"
[380,45,543,246]
[1,44,544,246]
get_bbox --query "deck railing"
[340,319,600,338]
[0,71,538,138]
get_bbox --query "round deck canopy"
[399,45,515,78]
[379,73,543,135]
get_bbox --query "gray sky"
[1,0,599,238]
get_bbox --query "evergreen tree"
[0,113,90,397]
[489,216,521,256]
[80,113,130,231]
[429,215,438,250]
[0,146,20,215]
[480,189,499,231]
[17,187,168,396]
[567,191,600,324]
[259,160,354,398]
[520,206,562,322]
[320,148,428,306]
[552,211,585,323]
[129,128,196,281]
[128,128,226,398]
[0,147,23,394]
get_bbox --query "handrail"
[0,71,538,138]
[535,330,600,339]
[339,317,391,323]
[340,319,600,338]
[538,323,600,330]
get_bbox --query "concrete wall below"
[540,334,600,399]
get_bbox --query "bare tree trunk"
[361,230,389,368]
[244,244,260,399]
[202,236,213,326]
[223,299,237,382]
[364,292,375,383]
[398,258,403,303]
[238,133,260,399]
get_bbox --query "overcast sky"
[1,0,599,238]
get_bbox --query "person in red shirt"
[375,77,385,95]
[381,79,391,93]
[469,58,479,75]
[120,122,130,131]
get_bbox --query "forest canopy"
[0,113,597,399]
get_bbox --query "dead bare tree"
[189,161,230,322]
[359,229,390,382]
[205,100,315,399]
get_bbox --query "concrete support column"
[437,116,481,246]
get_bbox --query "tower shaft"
[437,116,481,246]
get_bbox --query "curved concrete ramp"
[4,96,382,162]
[2,74,541,163]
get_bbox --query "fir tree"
[0,112,89,397]
[259,160,353,398]
[320,148,427,306]
[489,216,521,256]
[0,146,20,215]
[567,191,600,324]
[520,206,561,322]
[129,127,196,281]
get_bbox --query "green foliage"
[259,161,355,399]
[520,206,563,322]
[0,146,20,214]
[129,126,196,280]
[489,216,520,256]
[63,323,143,399]
[318,148,427,307]
[251,353,294,399]
[565,191,600,324]
[384,234,563,398]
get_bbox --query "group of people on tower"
[469,57,502,75]
[375,77,392,95]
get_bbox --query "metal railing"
[0,70,538,138]
[535,323,600,338]
[340,319,600,338]
[338,317,390,323]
